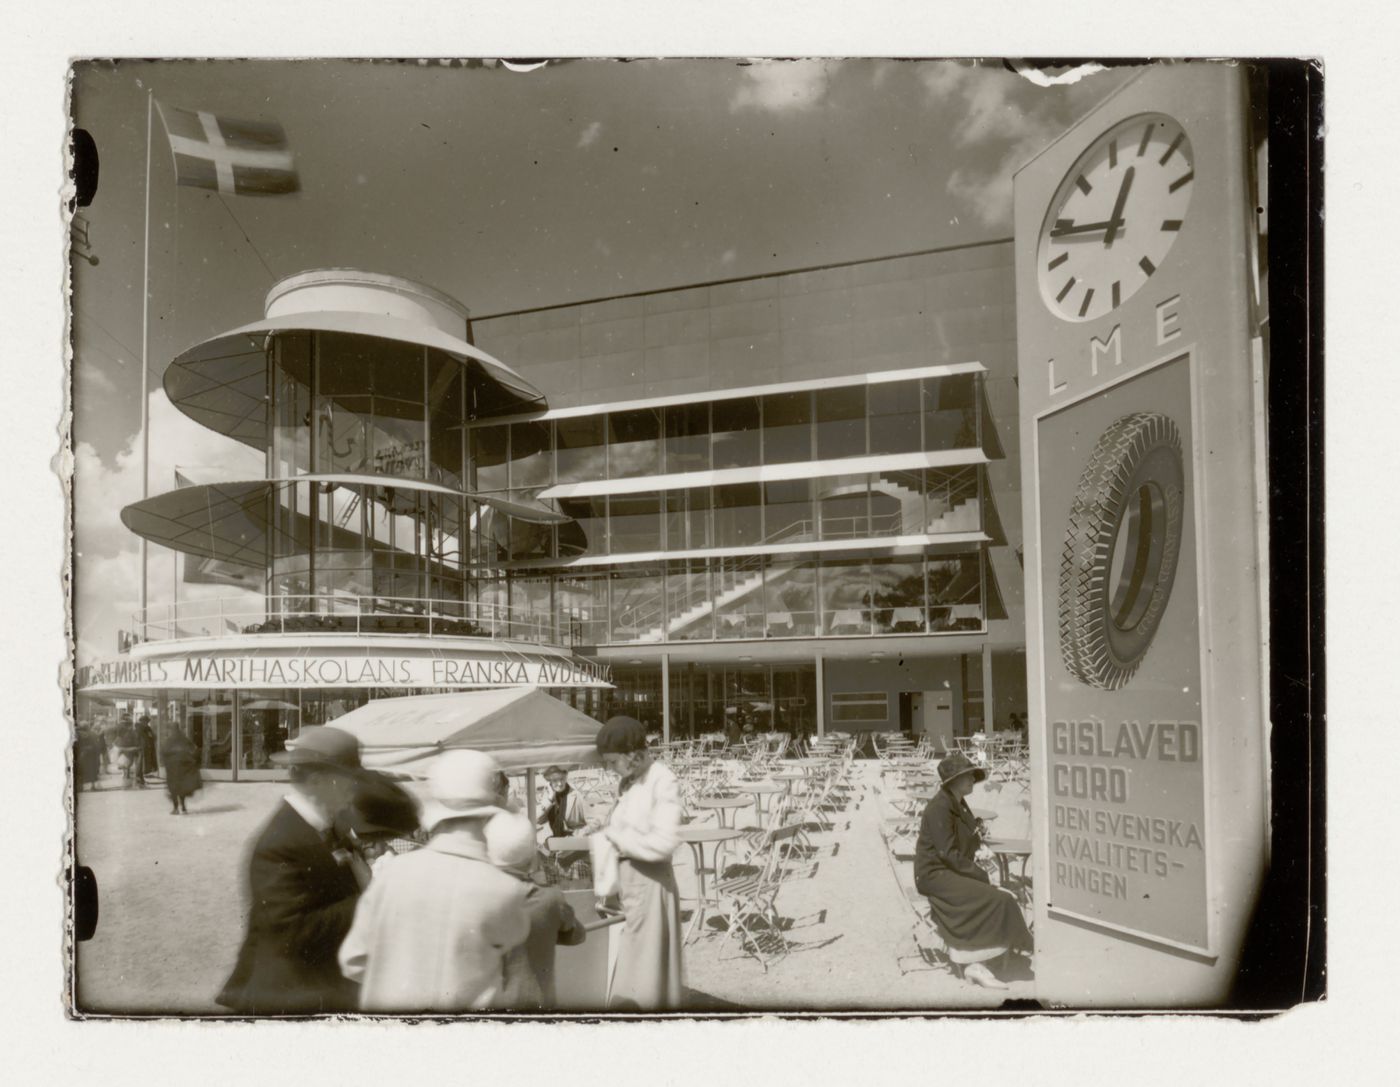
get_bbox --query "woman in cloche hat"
[593,715,684,1010]
[912,751,1032,990]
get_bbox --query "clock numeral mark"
[1158,132,1185,166]
[1137,123,1154,157]
[1108,139,1118,169]
[1056,277,1077,303]
[1161,219,1183,231]
[1168,170,1194,194]
[1047,252,1069,270]
[1139,256,1156,277]
[1078,288,1095,318]
[1075,175,1092,196]
[1111,281,1121,308]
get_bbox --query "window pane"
[924,466,982,533]
[665,488,711,551]
[610,567,664,643]
[318,394,371,474]
[714,557,766,639]
[820,557,872,635]
[761,391,812,464]
[609,493,663,554]
[664,402,710,473]
[830,691,890,723]
[871,556,926,633]
[608,408,662,478]
[871,470,926,536]
[665,559,712,641]
[711,396,761,469]
[556,497,608,557]
[815,386,867,459]
[713,483,762,547]
[273,334,312,475]
[426,357,464,487]
[763,560,816,637]
[923,373,979,451]
[555,573,608,646]
[555,415,606,484]
[868,379,923,455]
[928,553,983,631]
[817,483,870,540]
[509,421,553,489]
[505,516,555,561]
[469,425,510,492]
[763,478,814,544]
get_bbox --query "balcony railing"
[126,594,565,649]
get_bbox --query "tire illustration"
[1058,412,1185,690]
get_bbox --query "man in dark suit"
[217,726,368,1015]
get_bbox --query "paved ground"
[73,761,1033,1015]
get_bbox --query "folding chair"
[713,823,804,971]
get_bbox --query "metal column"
[982,645,995,732]
[815,654,825,737]
[661,653,671,744]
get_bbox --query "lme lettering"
[1047,294,1184,395]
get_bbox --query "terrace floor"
[72,760,1034,1016]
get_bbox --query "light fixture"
[628,659,642,666]
[739,655,753,662]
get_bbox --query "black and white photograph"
[58,50,1322,1021]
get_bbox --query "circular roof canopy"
[120,474,568,568]
[163,309,547,450]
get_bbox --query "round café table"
[692,793,754,829]
[737,781,785,826]
[770,769,807,796]
[984,836,1032,903]
[677,825,744,942]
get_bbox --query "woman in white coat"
[595,715,684,1010]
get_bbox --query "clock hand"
[1049,218,1126,238]
[1104,166,1135,247]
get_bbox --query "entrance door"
[922,689,954,752]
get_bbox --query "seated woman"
[913,752,1031,989]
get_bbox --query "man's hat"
[543,765,569,781]
[342,772,420,839]
[937,751,987,787]
[272,725,363,772]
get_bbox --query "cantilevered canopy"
[328,687,603,775]
[163,311,547,449]
[120,475,568,567]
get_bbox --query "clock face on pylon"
[1037,113,1195,322]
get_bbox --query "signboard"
[1035,351,1207,950]
[1015,61,1267,981]
[78,649,612,692]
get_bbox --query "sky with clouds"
[69,57,1135,661]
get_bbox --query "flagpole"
[139,89,153,639]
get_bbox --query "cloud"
[719,249,737,266]
[918,60,1116,229]
[730,60,840,113]
[576,121,603,149]
[73,391,262,661]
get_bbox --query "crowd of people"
[214,713,684,1015]
[75,713,204,814]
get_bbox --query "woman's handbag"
[590,833,621,897]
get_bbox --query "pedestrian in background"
[338,749,530,1012]
[75,725,104,792]
[137,715,158,782]
[217,726,366,1015]
[160,727,202,814]
[594,714,684,1010]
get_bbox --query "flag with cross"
[156,103,300,196]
